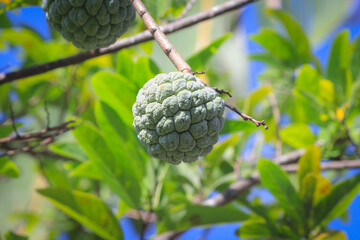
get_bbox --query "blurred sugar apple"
[133,72,225,165]
[42,0,136,50]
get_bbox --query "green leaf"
[351,37,360,81]
[69,161,102,180]
[38,188,122,240]
[314,231,347,240]
[187,33,232,70]
[244,86,272,113]
[95,101,143,205]
[251,28,296,66]
[298,145,321,189]
[236,222,272,239]
[133,57,161,89]
[116,50,134,80]
[314,173,360,227]
[257,159,304,222]
[204,135,239,181]
[220,119,255,134]
[280,123,316,149]
[92,72,137,127]
[49,142,88,162]
[73,121,139,208]
[296,64,320,94]
[267,9,311,63]
[0,157,20,178]
[0,123,24,138]
[95,101,145,180]
[301,173,317,219]
[160,203,249,232]
[327,30,352,104]
[4,231,28,240]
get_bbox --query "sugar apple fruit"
[133,72,225,165]
[42,0,136,50]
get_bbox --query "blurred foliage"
[0,2,359,240]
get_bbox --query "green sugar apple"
[133,72,225,165]
[42,0,136,50]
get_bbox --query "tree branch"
[0,0,257,85]
[131,0,192,73]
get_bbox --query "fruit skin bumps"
[133,72,225,165]
[42,0,136,50]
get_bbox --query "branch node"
[151,27,157,33]
[191,70,205,75]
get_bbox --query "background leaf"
[257,159,304,223]
[314,173,360,227]
[38,188,123,240]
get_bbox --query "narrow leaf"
[298,145,321,189]
[267,9,311,63]
[257,159,304,222]
[187,33,232,70]
[38,188,122,240]
[327,31,352,104]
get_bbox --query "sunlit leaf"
[314,173,360,227]
[298,145,321,189]
[0,157,19,178]
[69,161,102,180]
[314,231,347,240]
[49,142,88,162]
[244,85,272,113]
[236,221,272,239]
[280,123,316,148]
[220,119,254,134]
[38,188,122,240]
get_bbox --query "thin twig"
[44,100,50,130]
[8,102,20,138]
[192,71,233,97]
[0,120,75,143]
[0,0,257,85]
[177,0,198,19]
[224,101,268,129]
[0,124,75,157]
